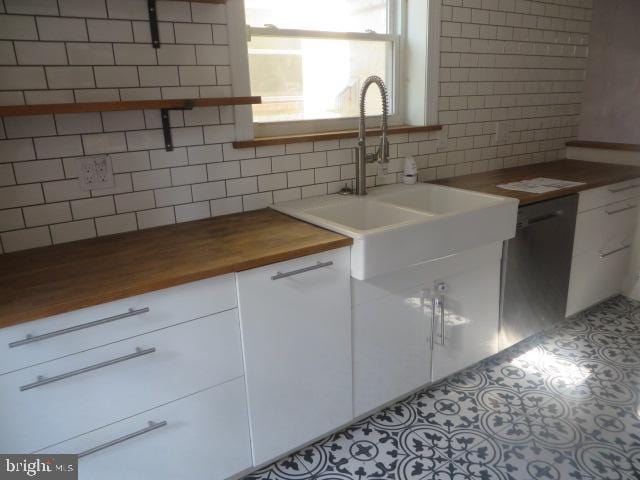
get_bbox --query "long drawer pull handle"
[19,347,156,392]
[9,307,150,348]
[600,244,631,258]
[271,261,334,280]
[606,205,637,215]
[609,185,637,193]
[78,420,167,458]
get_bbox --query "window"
[244,0,403,131]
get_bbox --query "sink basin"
[306,199,430,234]
[272,183,518,280]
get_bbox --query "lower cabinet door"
[431,261,501,382]
[237,247,353,466]
[353,286,432,417]
[40,378,253,480]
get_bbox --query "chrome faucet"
[354,75,390,195]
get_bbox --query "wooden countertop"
[431,159,640,205]
[0,209,352,328]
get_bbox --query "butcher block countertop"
[0,209,352,328]
[431,159,640,205]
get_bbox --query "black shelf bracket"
[161,100,194,151]
[148,0,161,48]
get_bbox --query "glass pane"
[245,0,388,34]
[248,36,390,123]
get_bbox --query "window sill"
[232,124,442,149]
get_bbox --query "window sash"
[245,0,404,132]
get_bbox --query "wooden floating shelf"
[233,124,443,149]
[0,97,262,118]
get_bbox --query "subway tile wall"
[0,0,592,253]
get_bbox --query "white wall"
[0,0,592,253]
[578,0,640,144]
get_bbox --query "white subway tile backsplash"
[14,42,67,65]
[157,45,196,65]
[106,0,148,20]
[0,164,15,186]
[71,196,115,219]
[174,23,213,44]
[1,226,50,252]
[175,201,210,223]
[0,0,591,253]
[192,180,225,201]
[0,139,36,162]
[67,43,115,65]
[191,3,226,24]
[0,208,24,232]
[94,66,140,88]
[46,66,95,89]
[50,218,96,244]
[114,190,154,213]
[179,66,216,86]
[4,115,56,139]
[23,202,71,226]
[95,212,137,236]
[0,66,46,90]
[5,0,58,16]
[37,17,88,41]
[150,147,188,169]
[171,164,206,185]
[56,113,102,135]
[136,206,175,229]
[138,66,179,87]
[14,159,64,183]
[87,19,134,43]
[60,0,107,18]
[132,169,171,191]
[0,15,38,40]
[211,196,241,217]
[43,179,89,202]
[0,184,44,208]
[114,43,157,65]
[35,136,83,159]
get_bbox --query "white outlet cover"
[78,155,115,191]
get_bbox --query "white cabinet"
[237,247,352,466]
[352,242,502,417]
[1,310,244,453]
[431,260,501,381]
[40,379,253,480]
[567,179,640,316]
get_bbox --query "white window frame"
[227,0,440,141]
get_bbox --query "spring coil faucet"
[355,75,390,195]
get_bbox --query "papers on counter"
[497,177,585,194]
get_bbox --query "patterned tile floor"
[244,296,640,480]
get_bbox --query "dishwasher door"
[499,194,578,350]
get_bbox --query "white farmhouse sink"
[272,183,518,280]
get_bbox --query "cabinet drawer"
[0,274,236,375]
[578,179,640,212]
[40,378,253,480]
[567,246,631,316]
[573,198,639,257]
[0,309,244,453]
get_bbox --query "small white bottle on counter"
[402,156,418,185]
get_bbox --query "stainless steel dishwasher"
[499,194,578,350]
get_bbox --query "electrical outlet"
[78,155,114,191]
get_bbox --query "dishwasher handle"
[517,210,564,230]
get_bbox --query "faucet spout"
[355,75,389,196]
